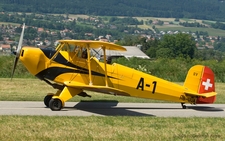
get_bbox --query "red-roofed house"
[38,28,44,32]
[0,44,11,53]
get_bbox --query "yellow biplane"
[11,24,217,111]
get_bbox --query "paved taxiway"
[0,101,224,117]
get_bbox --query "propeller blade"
[11,23,25,80]
[11,57,19,80]
[16,23,25,57]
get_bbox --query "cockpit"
[55,41,101,60]
[40,41,115,64]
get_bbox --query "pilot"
[82,50,87,59]
[106,56,112,64]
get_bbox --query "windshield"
[54,41,103,60]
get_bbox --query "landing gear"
[46,87,83,111]
[181,103,187,109]
[49,98,63,111]
[44,95,53,107]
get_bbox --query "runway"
[0,101,224,117]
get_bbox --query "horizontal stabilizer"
[184,91,217,98]
[64,81,130,96]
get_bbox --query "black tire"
[44,95,53,107]
[49,98,63,111]
[181,103,187,109]
[182,105,187,109]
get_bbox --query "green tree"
[146,47,156,58]
[116,35,139,46]
[174,18,179,22]
[158,33,196,59]
[156,48,173,58]
[0,32,3,41]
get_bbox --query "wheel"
[181,103,187,109]
[49,98,63,111]
[44,95,53,107]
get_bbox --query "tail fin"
[184,65,216,104]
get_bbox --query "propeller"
[11,23,25,80]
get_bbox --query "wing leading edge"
[58,40,127,51]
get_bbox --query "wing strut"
[102,46,108,87]
[87,44,109,87]
[87,46,93,85]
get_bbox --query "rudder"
[184,65,216,104]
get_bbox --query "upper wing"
[64,81,130,96]
[58,40,127,51]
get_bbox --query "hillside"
[0,0,225,21]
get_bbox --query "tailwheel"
[44,95,53,107]
[49,98,63,111]
[181,103,187,109]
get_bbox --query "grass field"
[0,116,224,141]
[132,16,225,36]
[137,23,225,37]
[0,78,225,140]
[0,22,20,26]
[156,26,225,37]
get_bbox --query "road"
[0,101,224,117]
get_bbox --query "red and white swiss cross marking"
[202,78,213,91]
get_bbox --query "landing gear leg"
[181,103,187,109]
[78,92,91,97]
[49,86,82,111]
